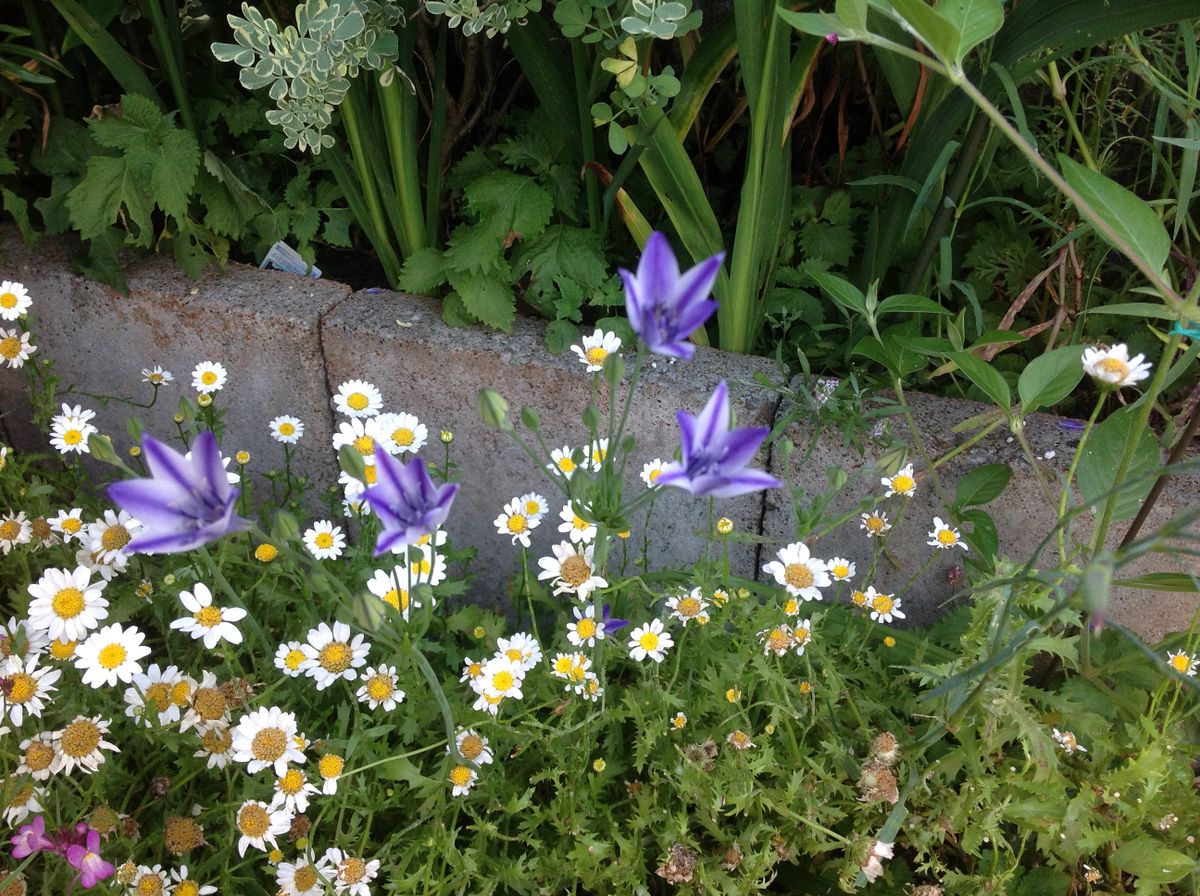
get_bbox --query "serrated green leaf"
[447,269,515,332]
[954,463,1012,507]
[464,171,553,243]
[1017,345,1085,413]
[398,248,449,293]
[67,154,154,244]
[321,208,354,248]
[1059,155,1171,275]
[151,129,200,221]
[516,224,608,292]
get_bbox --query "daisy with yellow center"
[303,520,346,560]
[270,414,304,444]
[1051,727,1087,754]
[270,766,319,814]
[194,722,234,769]
[170,867,216,896]
[231,706,306,776]
[449,763,478,796]
[567,604,605,647]
[548,446,579,479]
[1167,650,1198,677]
[0,511,31,554]
[537,541,608,600]
[670,712,688,730]
[333,379,383,418]
[860,511,892,538]
[300,620,370,690]
[927,517,968,551]
[322,847,381,896]
[1,657,61,726]
[179,671,229,734]
[317,752,345,794]
[571,328,622,373]
[454,728,493,765]
[365,565,421,620]
[460,657,484,683]
[827,558,855,581]
[402,543,447,587]
[628,618,674,663]
[517,492,549,522]
[123,663,191,727]
[169,582,247,648]
[132,865,169,896]
[726,730,755,751]
[497,632,543,672]
[558,502,597,544]
[86,509,142,566]
[882,463,917,497]
[2,782,43,826]
[666,588,711,626]
[191,361,227,394]
[275,641,308,678]
[375,411,428,455]
[356,663,405,711]
[1082,344,1152,388]
[51,715,119,775]
[234,800,291,856]
[495,497,539,548]
[791,619,812,655]
[141,365,173,386]
[587,438,609,471]
[0,280,31,319]
[0,328,36,369]
[472,655,526,702]
[16,732,58,781]
[641,458,667,488]
[763,542,831,601]
[759,624,793,657]
[865,587,905,624]
[276,856,323,896]
[549,652,591,686]
[74,623,151,688]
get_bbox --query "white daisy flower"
[571,328,622,372]
[333,379,383,418]
[51,715,119,774]
[518,492,549,522]
[860,511,892,538]
[0,328,36,368]
[356,664,405,710]
[827,557,855,581]
[1,656,61,726]
[48,404,97,454]
[85,509,142,565]
[132,866,170,896]
[231,706,306,776]
[1051,727,1087,754]
[275,641,308,678]
[276,855,325,896]
[365,566,421,620]
[169,582,247,648]
[640,458,667,487]
[536,541,608,600]
[791,618,813,655]
[586,438,609,471]
[460,657,484,684]
[548,651,591,688]
[865,587,905,624]
[1082,344,1152,388]
[123,663,192,728]
[234,799,291,856]
[26,566,109,642]
[304,520,346,560]
[16,731,58,780]
[454,728,493,766]
[557,502,597,544]
[178,671,230,734]
[928,517,968,551]
[548,445,579,479]
[448,764,477,797]
[759,623,793,657]
[1,616,49,663]
[317,752,345,794]
[401,542,446,586]
[320,847,380,896]
[170,866,217,896]
[472,655,525,702]
[300,621,370,690]
[882,463,917,497]
[496,632,543,672]
[2,783,44,826]
[1167,650,1198,677]
[332,417,381,459]
[270,415,304,444]
[374,411,428,455]
[194,721,234,769]
[0,280,32,320]
[628,618,674,663]
[495,498,539,548]
[141,365,173,386]
[763,542,831,601]
[665,588,710,626]
[74,623,151,688]
[566,604,605,647]
[0,510,31,554]
[191,361,228,394]
[270,767,319,814]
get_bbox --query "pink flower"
[10,816,54,859]
[65,829,114,888]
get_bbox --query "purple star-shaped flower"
[65,829,114,889]
[655,381,782,498]
[107,431,250,553]
[619,231,724,360]
[361,451,458,556]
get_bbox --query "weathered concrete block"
[0,237,350,506]
[763,383,1200,641]
[320,289,779,609]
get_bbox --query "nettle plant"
[2,237,1200,896]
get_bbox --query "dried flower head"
[656,843,698,884]
[858,760,899,804]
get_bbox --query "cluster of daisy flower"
[0,279,37,369]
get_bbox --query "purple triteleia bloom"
[655,381,782,498]
[602,604,628,633]
[65,829,114,889]
[619,231,723,360]
[107,431,250,553]
[361,451,458,556]
[11,816,54,859]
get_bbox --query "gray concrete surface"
[1,238,1196,639]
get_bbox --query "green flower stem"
[928,417,1004,471]
[1047,61,1097,171]
[520,547,541,646]
[0,853,35,891]
[406,633,459,762]
[1056,394,1106,563]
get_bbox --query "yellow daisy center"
[449,765,473,787]
[459,734,484,761]
[315,532,334,549]
[363,464,377,484]
[585,346,608,366]
[50,638,77,659]
[381,588,409,611]
[794,626,810,644]
[201,371,218,385]
[192,687,226,720]
[278,768,305,795]
[492,670,515,692]
[319,642,352,673]
[366,675,394,701]
[353,434,375,455]
[891,474,915,493]
[937,528,958,545]
[556,456,576,473]
[251,727,287,761]
[1098,357,1129,378]
[524,500,541,515]
[293,865,319,891]
[97,643,127,669]
[866,516,886,533]
[318,754,344,778]
[340,858,367,884]
[169,681,192,707]
[0,291,16,308]
[1170,654,1190,674]
[784,563,814,590]
[0,336,20,359]
[136,873,164,896]
[676,597,702,617]
[766,629,790,652]
[285,648,305,670]
[195,606,223,627]
[506,515,528,534]
[576,618,597,638]
[871,593,895,614]
[201,726,232,754]
[8,673,35,702]
[24,740,54,770]
[0,520,20,541]
[278,422,295,436]
[52,587,85,618]
[559,554,591,587]
[346,392,369,411]
[572,515,589,531]
[783,598,800,615]
[255,544,277,562]
[144,682,170,712]
[237,804,269,837]
[392,427,414,447]
[553,656,574,675]
[638,632,660,652]
[831,564,849,578]
[101,525,131,552]
[61,517,82,534]
[465,662,482,679]
[60,720,101,757]
[176,882,200,896]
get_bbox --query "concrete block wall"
[1,237,1196,641]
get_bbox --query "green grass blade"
[47,0,162,105]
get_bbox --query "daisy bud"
[520,406,541,431]
[87,434,118,465]
[478,389,511,431]
[440,430,454,444]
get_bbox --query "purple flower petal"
[362,451,458,556]
[621,232,723,358]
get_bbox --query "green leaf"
[948,351,1011,411]
[936,0,1004,66]
[810,271,867,316]
[545,319,578,354]
[1077,405,1160,522]
[876,293,951,316]
[398,248,448,293]
[516,225,609,295]
[887,0,962,64]
[777,10,843,38]
[1017,345,1085,413]
[463,171,554,243]
[1058,155,1171,275]
[1085,302,1177,320]
[835,0,868,30]
[447,269,516,332]
[1113,573,1199,592]
[1110,838,1196,884]
[954,463,1012,508]
[67,155,154,244]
